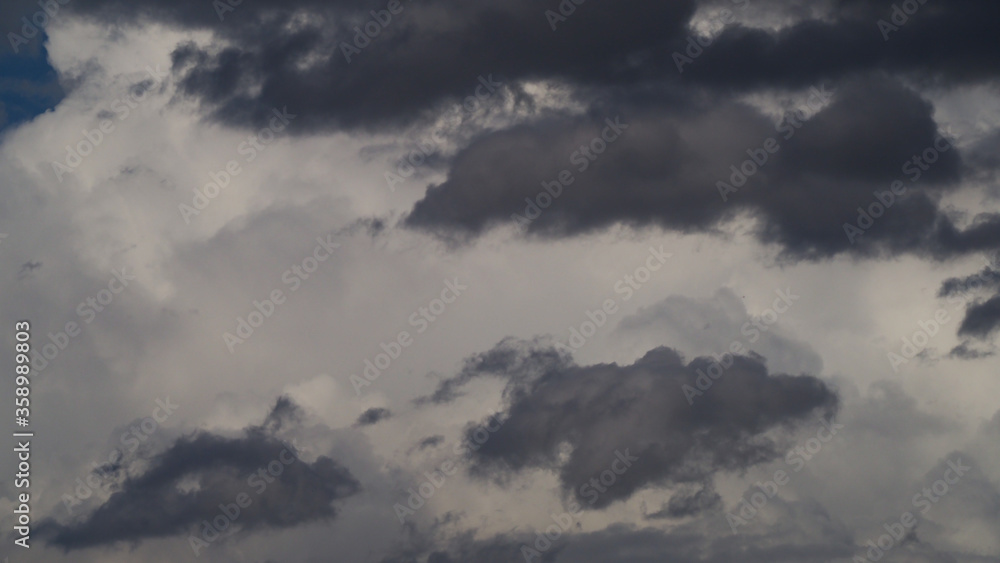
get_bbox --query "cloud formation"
[37,398,361,551]
[425,338,838,509]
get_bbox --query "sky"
[0,0,999,561]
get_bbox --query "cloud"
[37,397,361,551]
[938,264,1000,298]
[645,483,722,519]
[32,0,998,269]
[56,0,1000,135]
[423,338,838,509]
[3,1,1000,560]
[937,257,1000,343]
[41,0,1000,268]
[416,435,445,451]
[948,342,994,361]
[380,511,857,563]
[614,288,823,376]
[68,0,697,133]
[676,0,1000,89]
[402,74,1000,262]
[957,295,1000,339]
[355,407,392,427]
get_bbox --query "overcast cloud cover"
[0,0,999,561]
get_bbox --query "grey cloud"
[957,295,1000,339]
[36,397,360,551]
[937,258,1000,342]
[54,0,1000,136]
[355,407,392,427]
[382,505,857,563]
[645,483,722,520]
[938,266,1000,298]
[676,0,1000,90]
[615,288,823,377]
[424,338,838,509]
[947,342,994,360]
[405,74,997,263]
[125,0,697,133]
[416,435,445,451]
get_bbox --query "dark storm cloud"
[957,296,1000,339]
[938,259,1000,341]
[56,0,984,265]
[355,407,392,427]
[938,266,1000,298]
[64,0,698,133]
[406,74,1000,261]
[677,0,1000,90]
[37,397,360,551]
[423,338,837,509]
[53,0,1000,134]
[7,0,1000,269]
[29,0,1000,265]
